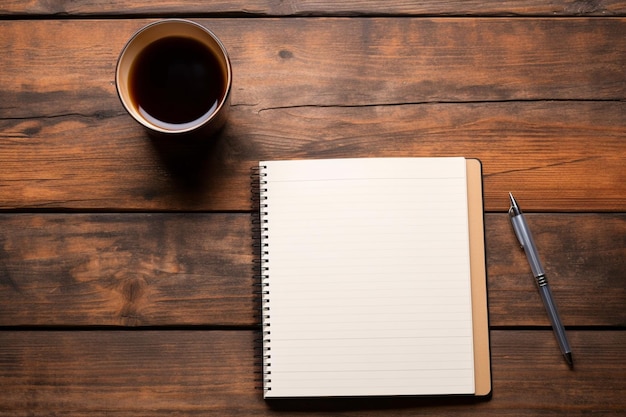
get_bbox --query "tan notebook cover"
[466,158,491,397]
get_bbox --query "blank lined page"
[260,157,475,398]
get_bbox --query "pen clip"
[512,224,525,249]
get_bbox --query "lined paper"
[260,157,475,398]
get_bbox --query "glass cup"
[116,19,232,137]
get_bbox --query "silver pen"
[508,193,573,367]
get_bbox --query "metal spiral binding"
[251,164,272,394]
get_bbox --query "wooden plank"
[1,213,624,327]
[1,18,624,118]
[0,101,623,211]
[0,213,255,326]
[1,0,625,16]
[0,330,624,415]
[0,18,624,211]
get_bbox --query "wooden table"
[1,2,625,416]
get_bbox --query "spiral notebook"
[257,157,490,399]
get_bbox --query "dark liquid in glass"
[129,36,225,127]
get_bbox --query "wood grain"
[0,330,624,416]
[0,214,255,326]
[1,103,624,212]
[1,213,624,327]
[2,18,624,117]
[1,0,625,16]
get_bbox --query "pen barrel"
[511,215,545,277]
[537,281,572,355]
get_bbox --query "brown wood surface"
[0,330,624,416]
[1,0,626,16]
[0,19,625,211]
[0,3,624,416]
[0,213,254,327]
[0,213,624,327]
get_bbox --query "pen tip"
[508,193,521,215]
[508,192,517,206]
[565,352,573,368]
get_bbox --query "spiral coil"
[251,164,272,393]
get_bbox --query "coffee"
[116,19,231,136]
[129,36,226,129]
